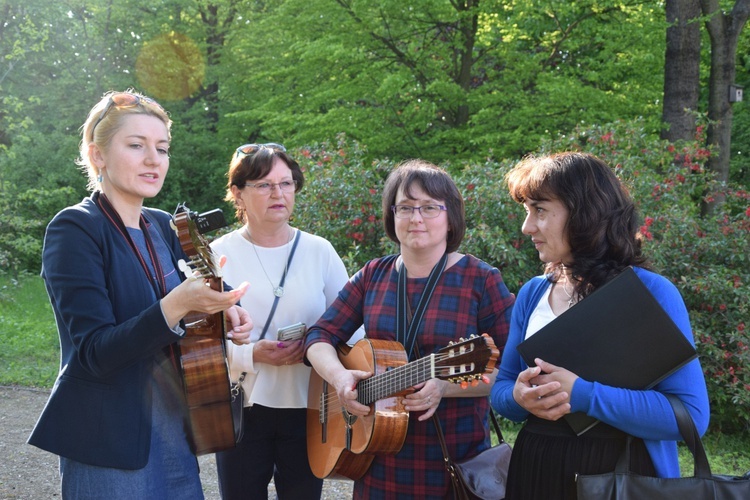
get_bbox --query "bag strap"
[396,253,447,359]
[665,393,712,479]
[617,394,712,479]
[432,412,469,499]
[258,229,301,340]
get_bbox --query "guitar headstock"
[172,203,222,283]
[434,334,499,388]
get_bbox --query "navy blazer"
[28,193,191,469]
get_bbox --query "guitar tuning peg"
[481,375,490,385]
[470,379,479,387]
[460,380,469,390]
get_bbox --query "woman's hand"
[404,378,448,421]
[330,368,372,418]
[252,338,305,366]
[512,358,574,421]
[305,343,372,417]
[161,279,249,329]
[529,358,578,397]
[224,305,253,345]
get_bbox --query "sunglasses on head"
[234,143,287,159]
[91,92,164,137]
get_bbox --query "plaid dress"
[306,254,514,499]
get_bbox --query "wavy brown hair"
[506,152,648,297]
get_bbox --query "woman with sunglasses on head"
[27,90,254,499]
[304,159,515,499]
[211,143,359,499]
[490,152,709,499]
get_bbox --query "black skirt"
[504,416,657,500]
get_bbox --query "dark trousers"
[215,404,323,500]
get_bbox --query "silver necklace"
[245,226,293,297]
[560,266,578,308]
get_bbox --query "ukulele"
[306,334,499,480]
[172,203,235,455]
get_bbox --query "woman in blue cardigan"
[28,90,253,499]
[490,152,709,499]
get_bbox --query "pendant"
[273,286,284,298]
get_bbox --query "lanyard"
[95,192,167,299]
[396,253,448,360]
[258,229,301,340]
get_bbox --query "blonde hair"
[77,89,172,192]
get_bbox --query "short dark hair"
[506,151,648,295]
[225,147,304,223]
[382,159,465,253]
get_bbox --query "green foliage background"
[0,0,748,436]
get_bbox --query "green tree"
[223,0,668,163]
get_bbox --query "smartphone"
[277,322,307,342]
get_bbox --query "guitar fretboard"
[356,354,435,405]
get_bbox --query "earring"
[97,173,103,183]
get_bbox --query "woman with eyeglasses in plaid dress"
[304,159,515,499]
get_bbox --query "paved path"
[0,386,352,499]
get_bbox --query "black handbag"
[230,372,247,443]
[435,410,512,500]
[576,394,750,499]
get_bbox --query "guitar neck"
[356,354,434,405]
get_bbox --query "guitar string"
[320,353,477,406]
[321,356,434,407]
[319,351,482,408]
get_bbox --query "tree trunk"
[661,0,701,143]
[453,0,479,127]
[699,0,750,213]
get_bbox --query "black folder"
[516,267,697,435]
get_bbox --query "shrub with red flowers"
[293,134,395,273]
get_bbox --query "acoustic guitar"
[307,334,499,480]
[172,204,235,455]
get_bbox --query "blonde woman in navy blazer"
[28,90,253,499]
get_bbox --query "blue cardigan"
[490,266,710,478]
[28,193,190,470]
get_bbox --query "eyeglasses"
[234,143,287,159]
[91,92,163,137]
[391,204,447,219]
[243,180,297,195]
